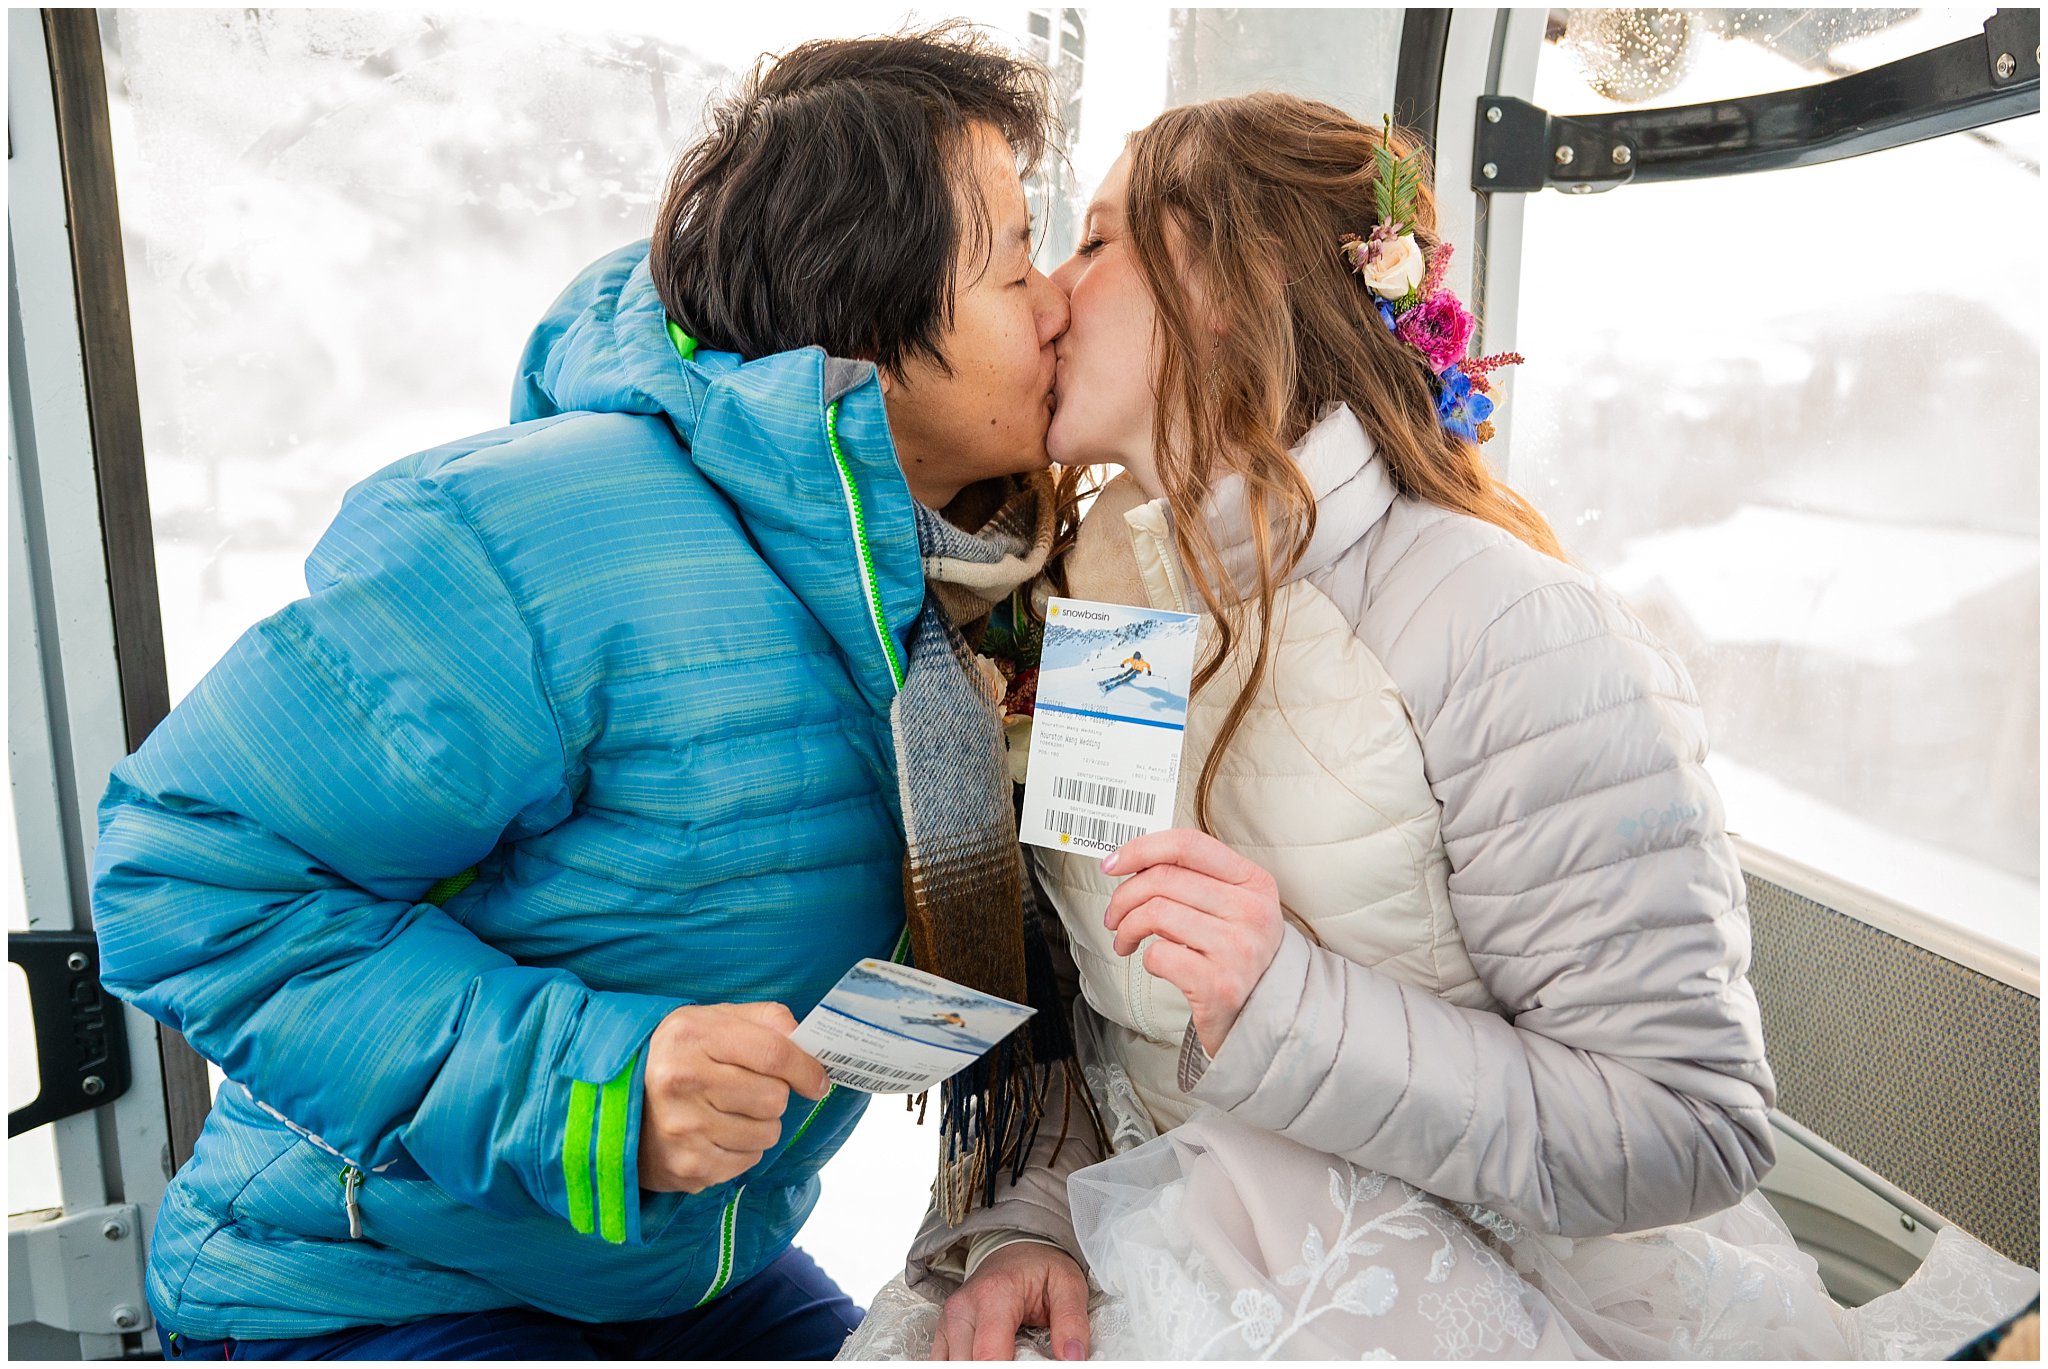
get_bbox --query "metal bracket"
[1473,97,1636,195]
[7,1204,150,1336]
[9,932,132,1136]
[1474,8,2039,195]
[1984,9,2041,85]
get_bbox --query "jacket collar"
[1121,403,1398,603]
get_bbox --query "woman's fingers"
[1139,937,1211,999]
[930,1277,1025,1362]
[1096,828,1285,1058]
[930,1301,967,1361]
[1103,826,1266,886]
[1110,896,1229,958]
[1103,862,1260,933]
[1044,1253,1092,1362]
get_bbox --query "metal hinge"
[7,1203,150,1337]
[1473,97,1635,196]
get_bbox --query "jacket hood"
[512,240,718,433]
[509,241,925,709]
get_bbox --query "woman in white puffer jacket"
[846,96,2035,1362]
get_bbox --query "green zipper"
[825,401,908,693]
[692,1183,747,1307]
[662,338,914,1306]
[692,928,911,1307]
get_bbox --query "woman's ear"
[877,367,894,397]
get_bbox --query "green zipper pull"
[340,1165,364,1240]
[694,1184,747,1307]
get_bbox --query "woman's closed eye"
[1075,235,1106,258]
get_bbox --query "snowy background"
[10,6,2037,1313]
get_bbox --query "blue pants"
[159,1246,860,1360]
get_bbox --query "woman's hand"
[1101,828,1283,1056]
[931,1241,1091,1361]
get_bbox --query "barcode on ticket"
[814,1049,932,1093]
[1046,808,1145,850]
[1051,775,1158,816]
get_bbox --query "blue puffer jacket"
[90,242,925,1339]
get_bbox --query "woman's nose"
[1049,254,1082,295]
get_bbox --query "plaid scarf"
[894,470,1073,1223]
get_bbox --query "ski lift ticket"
[790,959,1035,1094]
[1018,597,1199,857]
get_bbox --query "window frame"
[1458,5,2041,989]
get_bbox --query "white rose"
[1362,234,1424,300]
[970,653,1008,708]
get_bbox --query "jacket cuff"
[964,1231,1068,1280]
[1187,924,1313,1111]
[906,1197,1085,1294]
[536,989,683,1246]
[1176,1022,1212,1092]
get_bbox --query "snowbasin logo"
[1617,802,1700,840]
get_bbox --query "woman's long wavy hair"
[1093,94,1566,831]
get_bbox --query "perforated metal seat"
[1745,871,2040,1270]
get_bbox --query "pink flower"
[1394,290,1475,373]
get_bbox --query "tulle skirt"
[1060,1109,2036,1360]
[841,1069,2037,1361]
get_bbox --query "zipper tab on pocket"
[340,1165,364,1239]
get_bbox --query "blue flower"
[1434,365,1494,441]
[1376,299,1399,332]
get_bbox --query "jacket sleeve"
[1188,576,1777,1237]
[91,472,683,1245]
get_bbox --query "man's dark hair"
[651,23,1053,376]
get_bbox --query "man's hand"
[1102,828,1284,1056]
[931,1241,1090,1361]
[638,1002,829,1193]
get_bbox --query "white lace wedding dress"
[839,1039,2037,1361]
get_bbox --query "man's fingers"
[699,1062,794,1121]
[700,1109,780,1154]
[642,1134,768,1192]
[702,1018,830,1098]
[719,1000,800,1033]
[1103,826,1261,885]
[1045,1261,1092,1363]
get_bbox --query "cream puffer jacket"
[1032,452,1503,1134]
[908,404,1776,1284]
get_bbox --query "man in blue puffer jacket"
[88,26,1069,1360]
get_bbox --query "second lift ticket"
[1018,597,1199,856]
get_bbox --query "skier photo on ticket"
[1033,599,1195,725]
[1019,598,1200,856]
[789,959,1034,1094]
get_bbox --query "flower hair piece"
[1340,115,1524,443]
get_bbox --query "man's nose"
[1034,266,1070,344]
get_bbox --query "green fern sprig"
[1369,115,1424,230]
